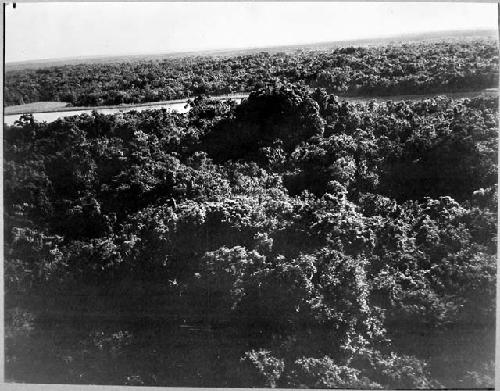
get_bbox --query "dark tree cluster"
[5,38,498,107]
[4,84,497,388]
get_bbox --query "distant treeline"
[4,39,498,107]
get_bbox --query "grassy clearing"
[4,101,70,115]
[4,93,250,115]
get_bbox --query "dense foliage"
[5,38,498,107]
[4,82,497,387]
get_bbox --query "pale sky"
[5,2,499,63]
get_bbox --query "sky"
[5,2,499,63]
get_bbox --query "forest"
[4,38,499,107]
[3,37,498,388]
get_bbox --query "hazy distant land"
[6,28,497,71]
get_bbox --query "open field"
[4,101,70,114]
[4,93,249,115]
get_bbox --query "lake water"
[4,98,244,126]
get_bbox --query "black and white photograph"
[2,2,499,388]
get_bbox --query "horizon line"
[5,27,497,66]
